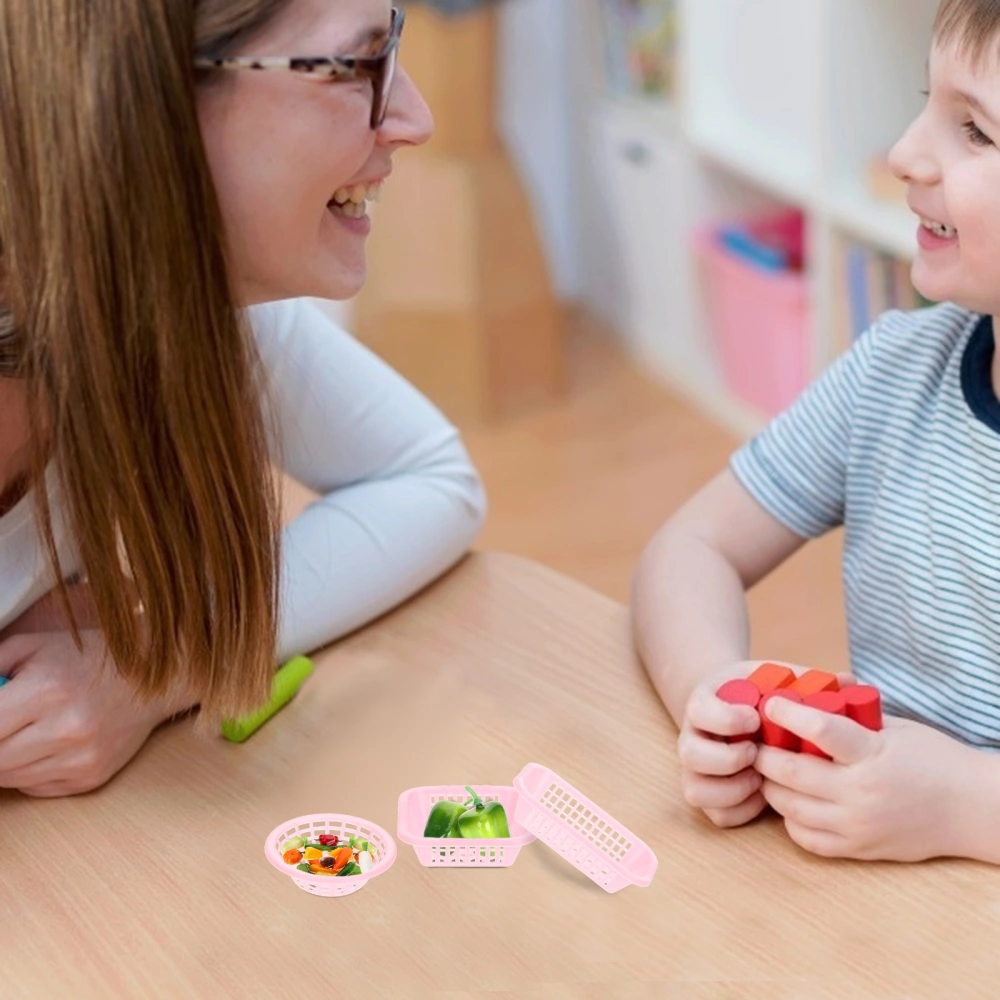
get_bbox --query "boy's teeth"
[921,216,957,239]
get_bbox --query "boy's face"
[889,38,1000,314]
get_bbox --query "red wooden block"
[842,684,883,731]
[790,669,840,698]
[800,690,847,758]
[747,662,796,696]
[716,678,761,742]
[759,690,804,751]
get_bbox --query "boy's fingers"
[783,820,849,859]
[687,685,759,739]
[761,697,877,765]
[761,779,841,830]
[681,766,762,811]
[705,790,768,829]
[678,727,757,776]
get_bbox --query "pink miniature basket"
[264,813,397,897]
[512,763,658,893]
[396,785,536,867]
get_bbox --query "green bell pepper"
[456,786,510,839]
[422,798,467,838]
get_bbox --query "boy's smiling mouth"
[919,215,958,240]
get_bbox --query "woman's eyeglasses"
[194,7,404,130]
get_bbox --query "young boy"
[632,0,1000,864]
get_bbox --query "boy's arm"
[961,753,1000,864]
[631,468,808,725]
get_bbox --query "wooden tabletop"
[4,552,999,999]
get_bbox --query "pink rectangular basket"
[512,763,657,893]
[396,785,535,867]
[694,211,812,418]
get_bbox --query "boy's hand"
[755,697,976,861]
[677,661,773,828]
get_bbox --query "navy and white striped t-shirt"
[731,303,1000,749]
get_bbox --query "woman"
[0,0,486,797]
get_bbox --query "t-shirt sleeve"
[729,317,882,538]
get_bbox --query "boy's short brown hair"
[936,0,1000,68]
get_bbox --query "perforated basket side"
[265,813,397,895]
[512,763,657,892]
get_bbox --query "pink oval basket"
[397,785,536,867]
[264,813,396,897]
[512,763,657,893]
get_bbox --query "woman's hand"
[0,631,196,797]
[755,697,977,861]
[0,578,103,641]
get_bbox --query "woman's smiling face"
[197,0,433,306]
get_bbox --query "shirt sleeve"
[247,299,488,662]
[729,316,883,539]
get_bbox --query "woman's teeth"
[920,216,958,239]
[328,182,382,219]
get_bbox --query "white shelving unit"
[581,0,941,437]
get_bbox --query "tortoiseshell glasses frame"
[194,6,404,129]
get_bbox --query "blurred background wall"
[312,1,940,659]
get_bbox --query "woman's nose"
[377,67,434,149]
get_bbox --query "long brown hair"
[0,0,296,730]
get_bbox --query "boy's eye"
[963,120,994,147]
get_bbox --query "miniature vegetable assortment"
[279,833,375,877]
[422,786,510,839]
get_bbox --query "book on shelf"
[835,239,934,353]
[588,0,678,101]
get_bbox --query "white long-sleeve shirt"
[0,298,487,659]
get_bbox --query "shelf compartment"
[825,0,939,193]
[681,0,822,200]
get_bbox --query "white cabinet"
[589,104,694,370]
[579,0,940,435]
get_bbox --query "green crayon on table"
[221,655,315,743]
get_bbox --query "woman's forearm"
[276,468,486,661]
[631,524,752,726]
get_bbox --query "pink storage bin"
[397,765,657,893]
[512,763,657,894]
[396,785,536,866]
[695,210,811,417]
[264,812,396,897]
